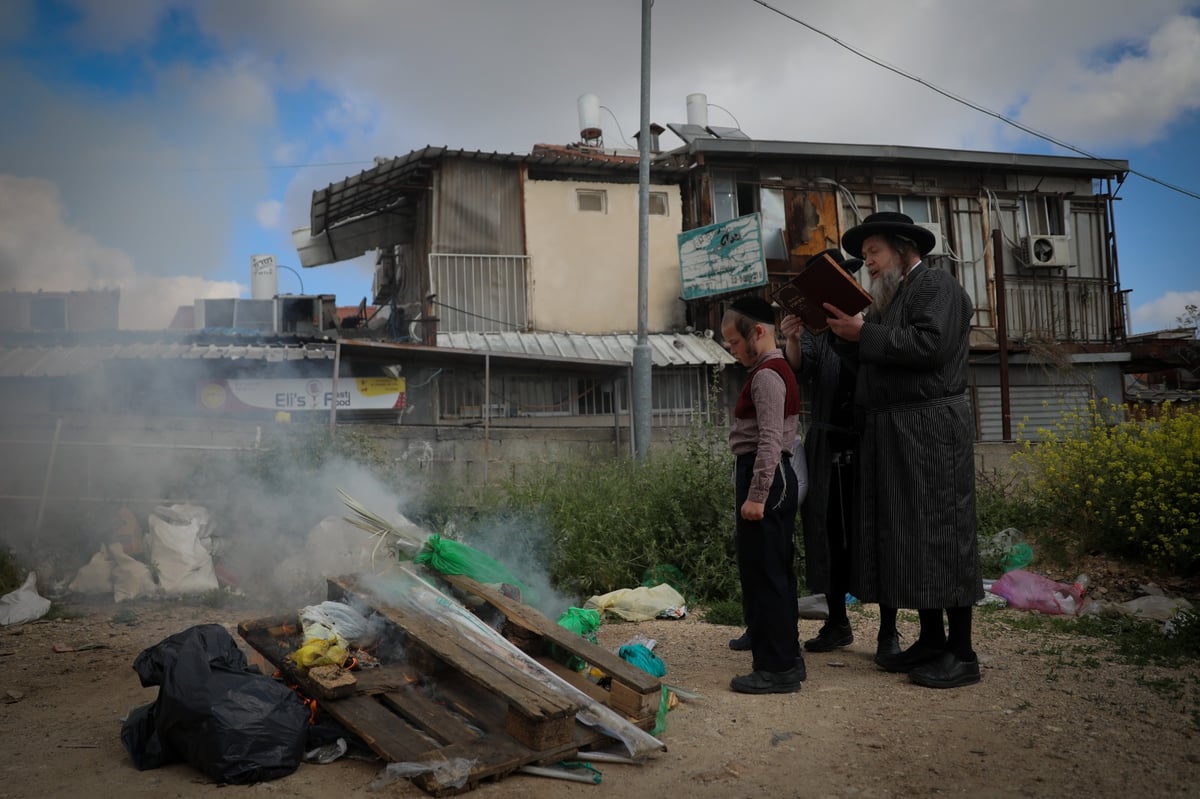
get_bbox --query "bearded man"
[823,211,983,689]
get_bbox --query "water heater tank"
[250,254,278,300]
[686,93,709,128]
[577,93,602,141]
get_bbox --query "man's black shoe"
[804,622,854,652]
[730,664,804,694]
[728,630,752,651]
[876,640,944,673]
[909,651,981,689]
[873,632,901,666]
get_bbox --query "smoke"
[0,174,241,329]
[0,355,577,621]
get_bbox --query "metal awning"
[436,331,735,368]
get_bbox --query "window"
[1019,196,1067,236]
[649,191,669,216]
[711,170,758,223]
[576,189,607,213]
[877,194,931,223]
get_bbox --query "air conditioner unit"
[916,222,946,256]
[1023,235,1072,268]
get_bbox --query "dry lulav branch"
[337,488,427,563]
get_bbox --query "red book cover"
[771,252,874,333]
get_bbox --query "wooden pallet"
[237,571,662,795]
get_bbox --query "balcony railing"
[428,253,530,332]
[1002,276,1122,344]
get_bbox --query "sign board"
[197,377,406,413]
[677,213,767,300]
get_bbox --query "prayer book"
[771,252,874,333]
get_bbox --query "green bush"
[1014,400,1200,573]
[499,421,738,605]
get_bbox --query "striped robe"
[844,263,983,609]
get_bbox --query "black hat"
[841,211,937,258]
[728,295,776,325]
[806,247,863,275]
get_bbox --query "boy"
[722,296,805,694]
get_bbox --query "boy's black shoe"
[804,622,854,652]
[730,664,804,694]
[728,630,752,651]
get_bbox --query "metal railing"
[1002,276,1120,344]
[428,253,530,332]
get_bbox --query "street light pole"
[632,0,653,460]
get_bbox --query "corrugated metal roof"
[675,138,1129,178]
[436,331,734,368]
[0,341,336,377]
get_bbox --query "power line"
[748,0,1200,202]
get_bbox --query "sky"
[1,0,1198,332]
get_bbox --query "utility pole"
[633,0,653,459]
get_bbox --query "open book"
[771,252,874,333]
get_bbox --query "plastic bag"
[584,584,686,622]
[989,569,1084,615]
[414,534,535,604]
[122,624,310,784]
[299,601,380,648]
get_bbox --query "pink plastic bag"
[990,569,1085,615]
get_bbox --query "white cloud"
[1019,14,1200,148]
[5,0,1200,312]
[255,199,283,229]
[1131,289,1200,332]
[0,174,240,329]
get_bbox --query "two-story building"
[295,130,1133,451]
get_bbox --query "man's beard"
[873,268,903,314]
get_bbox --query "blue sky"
[1,0,1198,331]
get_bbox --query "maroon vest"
[734,356,801,419]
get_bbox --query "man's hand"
[780,314,804,342]
[740,499,765,521]
[823,303,865,341]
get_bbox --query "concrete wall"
[523,178,684,333]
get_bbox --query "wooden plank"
[441,574,662,694]
[321,694,437,762]
[329,575,579,751]
[378,686,480,746]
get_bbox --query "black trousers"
[825,451,856,623]
[734,452,800,672]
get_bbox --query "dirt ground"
[2,578,1198,799]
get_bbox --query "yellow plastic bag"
[584,584,686,622]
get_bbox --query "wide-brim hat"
[805,248,863,275]
[841,211,936,258]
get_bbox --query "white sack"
[68,549,114,595]
[0,573,52,626]
[148,511,218,594]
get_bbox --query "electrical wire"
[599,105,635,148]
[748,0,1200,202]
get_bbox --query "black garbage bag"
[120,623,310,784]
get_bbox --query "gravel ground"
[2,580,1197,799]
